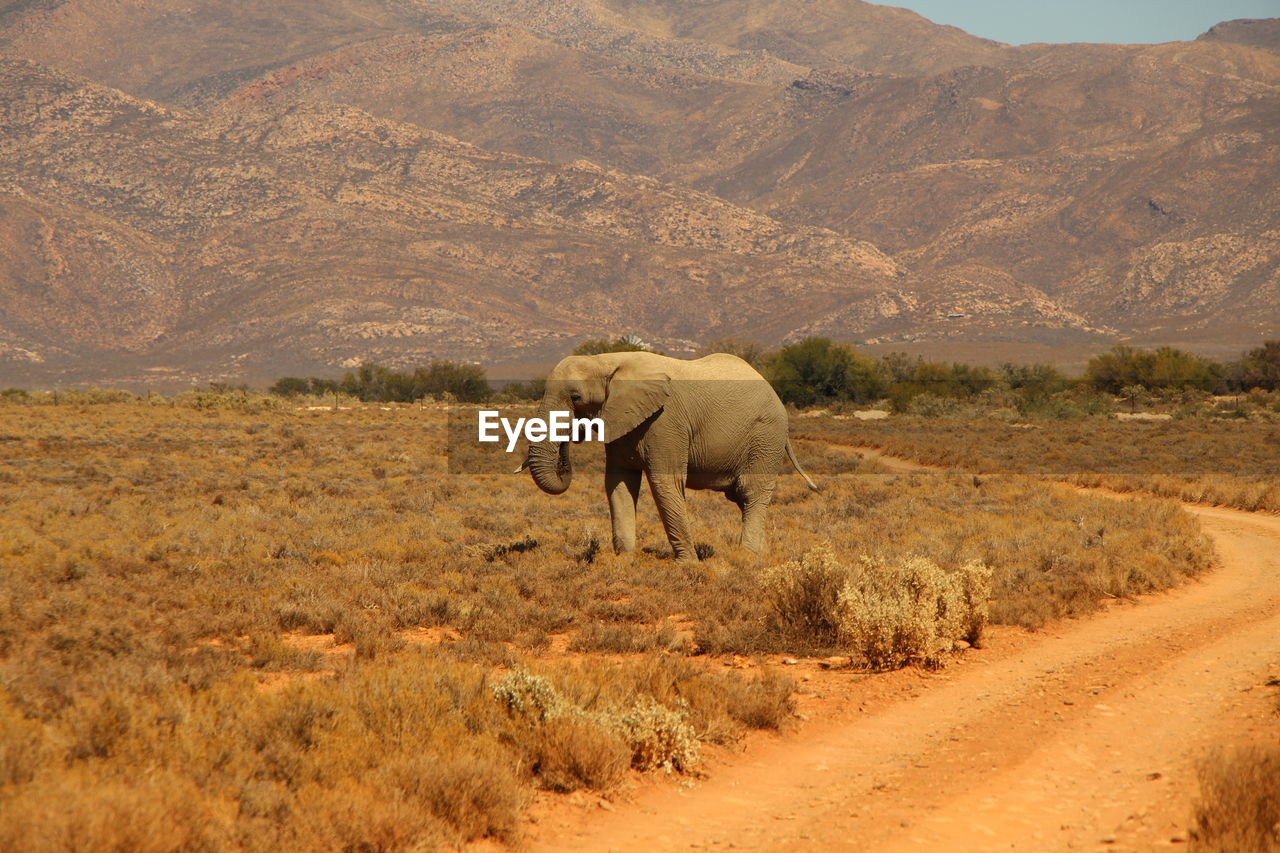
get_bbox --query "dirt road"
[527,456,1280,852]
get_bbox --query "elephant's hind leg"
[735,475,777,553]
[646,471,696,561]
[606,466,643,553]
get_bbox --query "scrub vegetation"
[795,413,1280,513]
[1191,743,1280,852]
[0,398,1216,849]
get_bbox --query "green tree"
[1085,346,1147,393]
[1000,362,1069,400]
[767,337,887,406]
[321,361,493,403]
[269,377,311,397]
[1146,347,1221,391]
[341,363,413,402]
[410,361,492,403]
[572,335,660,356]
[1227,340,1280,391]
[1086,345,1221,393]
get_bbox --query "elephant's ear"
[600,366,670,442]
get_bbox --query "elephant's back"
[683,354,785,421]
[686,352,768,382]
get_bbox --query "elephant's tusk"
[513,457,531,473]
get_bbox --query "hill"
[0,1,1277,383]
[0,58,911,384]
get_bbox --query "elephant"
[519,351,818,560]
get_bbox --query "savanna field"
[793,406,1280,513]
[4,391,1264,850]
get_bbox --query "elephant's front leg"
[605,466,642,553]
[646,471,696,561]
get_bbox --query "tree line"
[267,337,1280,408]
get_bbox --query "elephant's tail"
[786,439,820,492]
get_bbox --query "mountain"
[0,58,908,383]
[1198,18,1280,53]
[0,0,1277,384]
[587,0,1007,74]
[216,27,777,181]
[703,42,1280,344]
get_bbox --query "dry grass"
[1191,745,1280,851]
[793,415,1280,513]
[0,401,1217,849]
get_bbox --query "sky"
[885,0,1280,45]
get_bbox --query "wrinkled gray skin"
[523,351,818,561]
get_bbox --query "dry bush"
[1191,745,1280,852]
[1068,472,1280,514]
[287,777,451,853]
[0,697,48,785]
[528,713,631,792]
[838,554,990,669]
[612,698,701,771]
[760,543,846,649]
[667,664,795,738]
[568,621,683,653]
[490,655,791,786]
[492,668,700,777]
[0,769,232,853]
[764,545,991,668]
[401,754,524,843]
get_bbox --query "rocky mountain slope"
[0,58,909,381]
[0,0,1276,383]
[705,42,1280,342]
[1198,18,1280,53]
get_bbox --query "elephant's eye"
[569,391,582,402]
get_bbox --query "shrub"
[0,698,47,785]
[901,392,971,418]
[173,388,286,411]
[761,545,847,648]
[1191,745,1280,851]
[838,555,991,669]
[568,622,682,654]
[529,713,630,792]
[763,545,991,668]
[687,667,795,734]
[492,670,701,776]
[407,754,524,843]
[0,769,226,853]
[612,698,700,772]
[572,335,659,355]
[492,670,568,724]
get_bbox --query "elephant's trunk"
[527,400,573,494]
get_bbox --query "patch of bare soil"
[520,456,1280,852]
